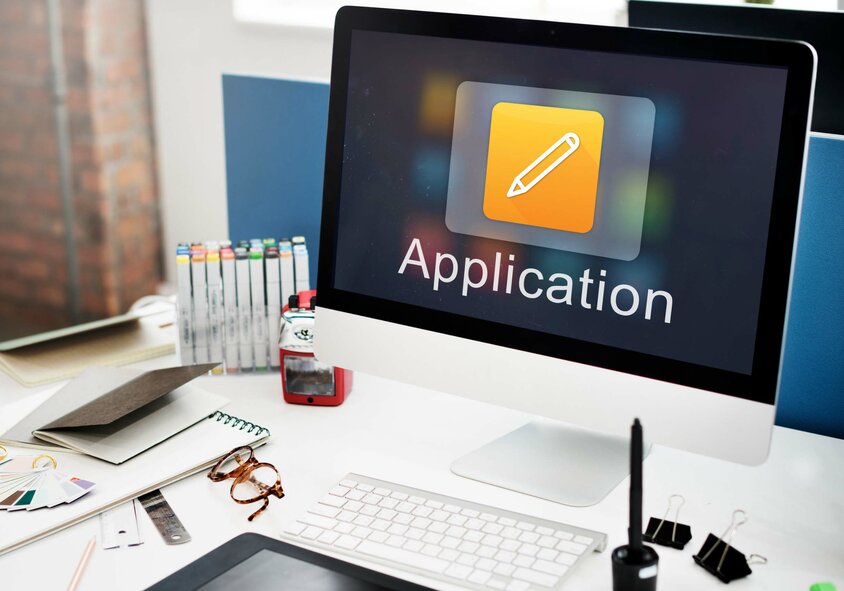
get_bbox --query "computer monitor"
[629,1,844,136]
[315,7,815,506]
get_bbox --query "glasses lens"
[215,448,251,477]
[232,465,278,502]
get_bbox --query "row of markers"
[175,237,310,373]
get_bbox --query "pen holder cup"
[612,545,659,591]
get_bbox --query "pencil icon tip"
[507,179,527,198]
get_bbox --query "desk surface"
[0,358,842,591]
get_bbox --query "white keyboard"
[282,473,607,591]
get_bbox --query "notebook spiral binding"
[209,411,271,436]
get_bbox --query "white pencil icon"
[507,132,580,198]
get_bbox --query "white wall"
[145,0,332,287]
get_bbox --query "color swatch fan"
[0,451,96,511]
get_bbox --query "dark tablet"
[146,533,433,591]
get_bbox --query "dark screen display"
[331,30,788,376]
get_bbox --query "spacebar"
[357,540,449,573]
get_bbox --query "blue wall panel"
[222,75,328,288]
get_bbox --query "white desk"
[1,360,842,590]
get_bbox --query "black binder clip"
[693,510,767,583]
[644,494,692,549]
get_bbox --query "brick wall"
[0,0,161,340]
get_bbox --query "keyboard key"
[406,527,425,540]
[533,559,569,577]
[482,522,503,535]
[335,522,355,534]
[479,513,497,522]
[507,581,530,591]
[357,483,374,492]
[467,569,492,585]
[334,535,361,550]
[394,513,413,525]
[363,493,383,505]
[378,498,399,510]
[516,521,535,531]
[519,531,539,544]
[457,553,478,567]
[554,530,573,540]
[367,530,388,544]
[284,521,306,535]
[320,495,347,508]
[346,489,365,501]
[404,540,424,552]
[500,539,520,552]
[408,496,425,505]
[536,526,553,536]
[494,550,516,563]
[488,579,507,589]
[390,491,408,501]
[353,526,372,538]
[301,513,337,529]
[421,544,441,557]
[556,552,577,566]
[371,519,390,531]
[574,535,593,545]
[460,508,480,518]
[422,532,444,545]
[513,567,558,587]
[386,535,405,548]
[475,558,496,571]
[447,514,468,526]
[374,487,391,496]
[481,534,503,547]
[429,521,449,534]
[310,504,340,518]
[446,525,467,538]
[345,500,364,512]
[439,549,460,562]
[513,555,535,568]
[465,531,484,543]
[443,504,460,513]
[556,540,588,555]
[538,535,558,548]
[339,479,358,488]
[537,548,558,561]
[411,517,432,529]
[329,485,351,497]
[458,541,479,553]
[377,508,397,520]
[518,544,539,557]
[465,518,485,530]
[441,536,460,549]
[387,523,408,536]
[337,510,356,522]
[444,563,472,580]
[352,515,374,527]
[361,505,379,517]
[494,563,516,577]
[476,545,497,559]
[430,510,449,522]
[412,506,433,518]
[358,540,449,574]
[499,517,517,527]
[501,527,521,539]
[318,530,340,544]
[425,499,443,509]
[396,501,415,513]
[301,526,322,540]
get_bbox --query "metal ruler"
[137,489,191,545]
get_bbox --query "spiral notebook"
[0,409,270,556]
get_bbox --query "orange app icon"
[483,102,604,234]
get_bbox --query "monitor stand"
[451,420,649,507]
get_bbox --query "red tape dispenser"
[279,290,353,406]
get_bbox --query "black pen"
[612,418,658,591]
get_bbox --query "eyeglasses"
[207,446,284,521]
